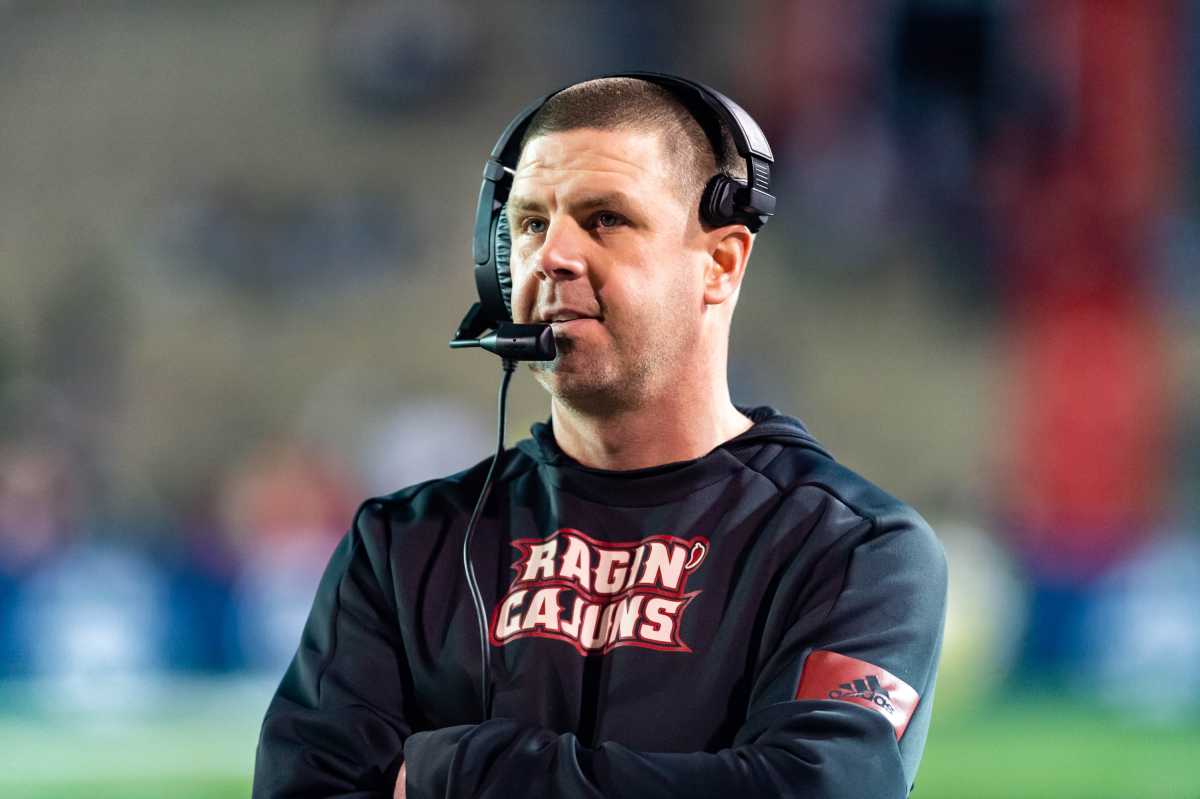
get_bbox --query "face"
[506,128,712,413]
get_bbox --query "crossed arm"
[253,504,947,799]
[392,701,907,799]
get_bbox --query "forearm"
[401,702,907,799]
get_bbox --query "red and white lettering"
[492,529,709,655]
[559,534,592,591]
[520,539,559,581]
[606,594,645,645]
[639,596,684,643]
[523,586,562,632]
[638,541,687,590]
[493,589,527,640]
[594,548,631,594]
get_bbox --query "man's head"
[506,77,755,416]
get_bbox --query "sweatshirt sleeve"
[252,502,412,798]
[401,505,948,799]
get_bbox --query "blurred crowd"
[0,405,492,681]
[1,0,1198,718]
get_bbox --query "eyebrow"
[507,192,639,216]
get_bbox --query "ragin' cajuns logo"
[489,528,708,655]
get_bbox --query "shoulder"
[752,442,945,575]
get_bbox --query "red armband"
[795,650,920,740]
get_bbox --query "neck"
[549,377,753,471]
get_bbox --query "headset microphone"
[449,314,557,361]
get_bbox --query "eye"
[520,217,547,235]
[594,211,625,229]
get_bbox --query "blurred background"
[1,1,1197,796]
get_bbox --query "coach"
[253,74,947,799]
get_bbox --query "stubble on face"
[528,263,696,416]
[528,332,652,416]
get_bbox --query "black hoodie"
[253,406,948,798]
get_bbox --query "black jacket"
[253,406,948,798]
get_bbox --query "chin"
[531,358,600,396]
[531,333,588,372]
[534,366,646,417]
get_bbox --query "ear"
[702,225,753,306]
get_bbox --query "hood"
[514,405,832,480]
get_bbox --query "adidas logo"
[828,674,895,713]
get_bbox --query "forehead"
[509,128,671,205]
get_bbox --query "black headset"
[451,71,776,354]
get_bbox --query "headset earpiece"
[472,196,514,326]
[700,174,739,228]
[492,205,514,319]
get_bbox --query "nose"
[535,217,588,283]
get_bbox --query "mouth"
[547,317,601,333]
[547,314,597,323]
[534,311,603,325]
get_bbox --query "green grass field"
[919,703,1200,798]
[1,695,1196,798]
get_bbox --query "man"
[253,77,947,798]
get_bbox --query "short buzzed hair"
[518,77,745,215]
